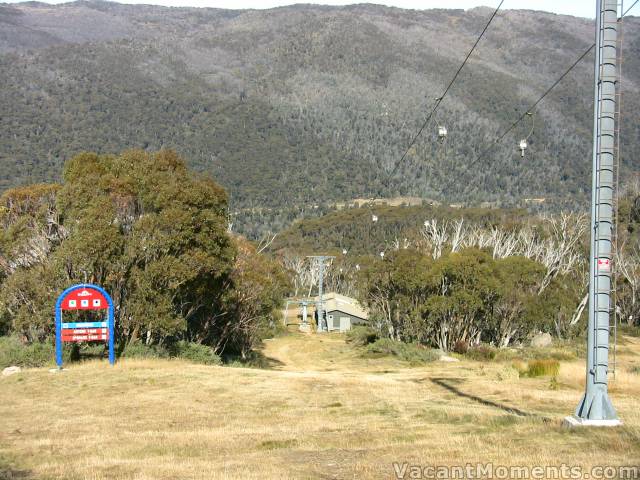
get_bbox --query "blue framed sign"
[55,283,115,367]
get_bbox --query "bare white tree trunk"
[421,219,449,259]
[450,218,466,253]
[570,293,589,326]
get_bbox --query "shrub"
[0,336,223,368]
[120,343,170,359]
[0,336,55,368]
[346,326,379,346]
[121,341,221,365]
[494,348,519,362]
[364,338,440,364]
[629,365,640,375]
[466,344,497,361]
[453,340,469,354]
[172,341,221,365]
[619,325,640,338]
[77,343,108,358]
[525,359,560,377]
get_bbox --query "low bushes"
[462,342,561,378]
[0,336,222,368]
[0,336,55,368]
[171,341,221,365]
[465,344,497,361]
[619,325,640,338]
[364,338,440,364]
[453,340,469,354]
[122,341,221,365]
[120,343,170,359]
[494,346,576,362]
[466,340,579,363]
[345,326,379,347]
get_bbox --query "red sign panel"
[61,328,107,336]
[61,334,108,342]
[61,288,109,311]
[598,258,611,271]
[61,328,109,342]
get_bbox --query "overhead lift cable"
[443,46,594,192]
[376,0,505,196]
[623,0,639,16]
[440,1,639,196]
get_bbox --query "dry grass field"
[1,333,639,479]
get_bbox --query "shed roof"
[313,292,368,320]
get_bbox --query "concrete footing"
[563,416,622,428]
[298,324,311,333]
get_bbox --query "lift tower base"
[563,416,622,428]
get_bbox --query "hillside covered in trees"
[1,1,639,236]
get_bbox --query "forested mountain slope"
[1,1,639,236]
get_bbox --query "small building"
[523,198,547,205]
[313,292,368,332]
[282,293,369,333]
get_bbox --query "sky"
[3,0,639,19]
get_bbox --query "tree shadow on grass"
[0,469,32,480]
[0,460,34,480]
[222,350,286,369]
[429,377,550,421]
[257,354,287,369]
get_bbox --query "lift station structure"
[307,255,335,332]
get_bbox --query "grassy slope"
[1,334,639,479]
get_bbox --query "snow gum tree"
[0,150,287,357]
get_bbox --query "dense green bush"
[121,341,221,365]
[120,343,170,360]
[171,341,221,365]
[0,336,55,368]
[364,338,440,364]
[345,326,379,347]
[0,337,225,367]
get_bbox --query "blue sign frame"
[55,283,115,367]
